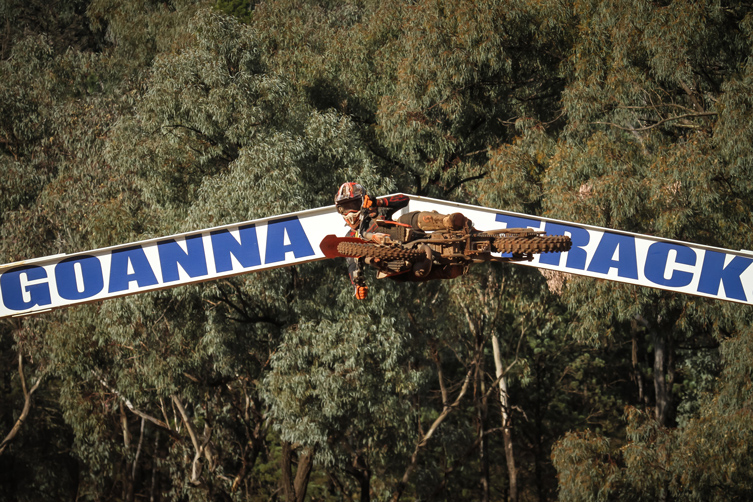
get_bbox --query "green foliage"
[2,1,753,501]
[214,0,254,24]
[554,329,753,502]
[262,306,420,466]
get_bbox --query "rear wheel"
[337,242,426,260]
[493,235,572,254]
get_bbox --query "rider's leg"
[398,211,469,231]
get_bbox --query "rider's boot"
[412,245,433,278]
[416,211,470,231]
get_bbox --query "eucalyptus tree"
[246,1,634,499]
[249,0,571,199]
[87,8,406,500]
[6,0,753,500]
[0,23,147,499]
[553,320,753,502]
[535,0,753,498]
[0,0,100,59]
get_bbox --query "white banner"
[408,195,753,306]
[1,194,752,318]
[0,206,343,319]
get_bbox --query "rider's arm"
[363,194,409,220]
[356,195,405,244]
[358,217,391,245]
[376,193,409,208]
[374,194,409,219]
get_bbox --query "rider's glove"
[354,284,369,300]
[371,233,392,246]
[362,194,374,209]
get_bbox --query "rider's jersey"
[346,194,409,285]
[348,194,409,240]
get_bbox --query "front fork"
[352,258,367,286]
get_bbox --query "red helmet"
[335,182,365,213]
[335,182,365,228]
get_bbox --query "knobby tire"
[337,242,425,260]
[493,235,572,254]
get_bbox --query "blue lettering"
[539,223,590,269]
[587,233,638,279]
[644,242,696,288]
[108,246,159,292]
[211,224,262,273]
[158,235,208,283]
[55,255,104,300]
[1,265,51,311]
[697,251,752,301]
[265,217,315,264]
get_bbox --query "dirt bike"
[320,215,572,279]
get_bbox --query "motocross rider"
[334,182,469,300]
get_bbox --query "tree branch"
[594,112,717,132]
[98,376,179,440]
[444,172,488,197]
[173,395,204,484]
[391,360,476,502]
[430,340,449,406]
[0,353,42,455]
[172,395,218,485]
[132,417,145,481]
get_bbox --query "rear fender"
[319,235,366,258]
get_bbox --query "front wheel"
[492,235,572,254]
[337,242,426,260]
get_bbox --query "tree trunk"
[294,448,315,502]
[652,330,673,427]
[631,321,647,406]
[358,470,371,502]
[120,402,134,502]
[492,334,518,502]
[281,442,296,501]
[345,461,372,502]
[282,441,315,502]
[478,337,490,502]
[150,431,160,502]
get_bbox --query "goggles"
[336,198,362,214]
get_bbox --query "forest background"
[2,0,753,501]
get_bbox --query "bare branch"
[0,353,43,456]
[120,402,132,449]
[444,172,488,196]
[132,418,145,480]
[98,376,179,439]
[172,395,204,484]
[593,112,717,132]
[172,395,217,485]
[431,340,449,406]
[392,361,476,502]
